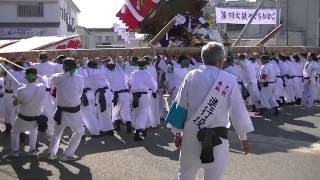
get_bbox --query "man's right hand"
[174,133,182,149]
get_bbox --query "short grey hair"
[201,42,225,66]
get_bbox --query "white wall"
[58,0,79,36]
[0,0,59,23]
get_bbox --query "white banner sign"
[215,7,277,24]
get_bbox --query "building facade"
[0,0,80,39]
[205,0,320,46]
[77,27,143,49]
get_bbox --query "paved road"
[0,105,320,180]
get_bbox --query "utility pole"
[233,0,265,46]
[286,0,289,46]
[275,0,280,46]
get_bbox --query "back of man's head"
[25,68,38,83]
[39,52,48,63]
[63,58,76,72]
[201,42,225,67]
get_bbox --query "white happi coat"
[172,66,192,100]
[77,67,100,136]
[157,59,168,119]
[301,61,318,107]
[271,60,285,100]
[123,63,137,77]
[292,61,304,99]
[315,61,320,100]
[146,64,160,127]
[129,69,157,130]
[278,60,294,103]
[87,67,113,132]
[3,70,25,125]
[286,60,296,102]
[11,82,46,152]
[167,65,254,180]
[224,65,243,92]
[48,73,85,157]
[259,62,278,109]
[0,77,5,123]
[239,59,262,107]
[105,64,132,123]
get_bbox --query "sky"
[73,0,256,28]
[73,0,125,28]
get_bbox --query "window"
[227,24,245,31]
[97,36,103,43]
[105,36,114,42]
[60,8,63,19]
[17,3,44,17]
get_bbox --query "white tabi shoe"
[48,154,57,160]
[10,151,19,158]
[28,149,38,157]
[60,155,80,162]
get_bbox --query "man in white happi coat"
[170,56,192,103]
[0,76,4,129]
[159,57,176,106]
[48,58,85,161]
[3,61,25,134]
[33,53,60,137]
[10,68,46,157]
[301,53,318,107]
[270,57,286,106]
[105,59,132,133]
[129,59,157,141]
[278,56,295,104]
[166,42,254,180]
[144,58,160,128]
[239,54,263,113]
[123,57,138,77]
[86,60,114,136]
[315,56,320,101]
[259,55,279,115]
[156,56,169,121]
[291,55,304,104]
[224,57,249,100]
[77,59,100,137]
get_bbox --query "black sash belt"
[197,127,228,164]
[260,81,276,88]
[81,88,92,107]
[18,113,48,132]
[278,76,286,87]
[18,114,41,122]
[95,87,108,112]
[112,89,129,107]
[5,89,13,93]
[54,105,81,125]
[304,77,311,80]
[132,92,147,108]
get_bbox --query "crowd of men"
[0,50,319,161]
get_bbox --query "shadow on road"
[0,105,319,179]
[229,105,320,155]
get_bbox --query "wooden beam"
[256,24,283,46]
[148,17,176,47]
[0,46,319,62]
[0,47,202,61]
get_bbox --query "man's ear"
[219,59,225,69]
